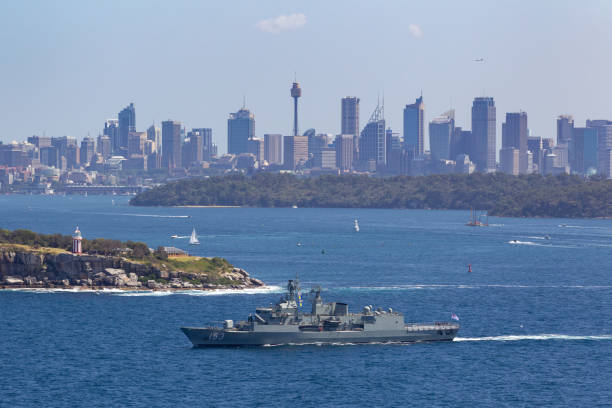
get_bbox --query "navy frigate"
[181,279,459,347]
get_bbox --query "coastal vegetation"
[130,173,612,218]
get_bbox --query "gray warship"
[181,279,459,347]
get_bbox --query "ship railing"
[405,322,458,331]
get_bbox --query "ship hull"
[181,326,459,347]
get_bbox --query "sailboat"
[354,219,360,232]
[189,228,200,245]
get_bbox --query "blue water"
[1,195,612,407]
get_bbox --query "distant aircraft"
[474,58,484,62]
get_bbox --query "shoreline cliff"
[0,246,264,291]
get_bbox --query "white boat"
[189,228,200,245]
[171,235,179,239]
[354,219,360,232]
[292,205,298,209]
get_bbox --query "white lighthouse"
[72,226,83,254]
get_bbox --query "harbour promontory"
[0,228,264,291]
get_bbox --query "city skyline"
[2,1,612,154]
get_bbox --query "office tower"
[309,134,330,161]
[65,144,79,168]
[227,108,255,154]
[128,132,147,156]
[573,127,598,174]
[501,112,528,174]
[118,103,136,153]
[341,97,360,158]
[450,127,473,161]
[247,138,264,162]
[335,134,354,171]
[384,128,401,174]
[527,136,544,174]
[186,129,204,165]
[359,103,386,167]
[97,135,112,159]
[80,137,95,166]
[162,120,182,169]
[291,82,302,136]
[188,128,213,161]
[429,110,455,162]
[557,115,574,144]
[27,136,52,149]
[586,119,612,178]
[143,139,155,156]
[147,124,161,154]
[313,147,336,169]
[40,146,59,168]
[304,128,316,154]
[103,119,119,153]
[264,134,283,165]
[500,147,520,175]
[283,135,308,170]
[403,95,425,156]
[471,97,496,172]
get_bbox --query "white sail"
[189,228,200,245]
[354,219,360,232]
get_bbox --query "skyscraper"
[103,119,119,153]
[147,124,161,153]
[335,134,353,171]
[557,115,574,144]
[341,97,360,158]
[573,127,598,175]
[80,137,95,166]
[429,110,455,162]
[162,120,181,169]
[403,96,425,156]
[501,112,528,174]
[128,132,147,156]
[359,103,386,166]
[283,135,308,170]
[118,103,136,154]
[227,108,255,155]
[185,129,204,165]
[471,97,496,172]
[189,128,213,161]
[586,119,612,178]
[264,134,283,165]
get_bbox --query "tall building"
[573,127,598,175]
[385,128,402,174]
[185,129,204,165]
[500,147,520,175]
[304,128,316,154]
[501,112,528,174]
[341,97,360,158]
[291,82,302,136]
[557,115,574,144]
[147,124,161,154]
[264,134,283,165]
[103,119,119,153]
[471,97,496,172]
[247,138,264,162]
[227,108,255,155]
[586,119,612,178]
[283,135,308,170]
[528,136,544,174]
[128,132,147,156]
[360,103,386,166]
[450,127,473,161]
[189,128,213,161]
[80,137,95,166]
[97,135,112,159]
[335,134,353,171]
[118,103,136,154]
[162,120,182,169]
[403,96,425,156]
[429,110,455,162]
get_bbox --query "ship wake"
[454,334,612,342]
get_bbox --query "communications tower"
[291,81,301,136]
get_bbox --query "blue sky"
[1,0,611,153]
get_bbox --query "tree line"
[129,173,612,218]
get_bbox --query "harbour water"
[1,195,612,407]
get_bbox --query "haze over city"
[2,0,612,153]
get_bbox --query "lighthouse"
[72,226,83,254]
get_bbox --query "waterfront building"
[471,97,496,172]
[228,108,255,155]
[335,134,353,171]
[283,135,308,170]
[403,95,425,156]
[118,103,136,154]
[573,127,598,174]
[502,112,528,174]
[80,137,95,166]
[162,120,182,169]
[264,134,283,165]
[429,110,455,162]
[360,103,386,166]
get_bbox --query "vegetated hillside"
[130,173,612,218]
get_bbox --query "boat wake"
[113,285,283,297]
[454,334,612,342]
[337,284,612,292]
[507,240,576,248]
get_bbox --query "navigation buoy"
[468,264,472,273]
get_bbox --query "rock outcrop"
[0,248,264,290]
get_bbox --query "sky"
[1,0,611,154]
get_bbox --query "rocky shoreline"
[0,248,264,291]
